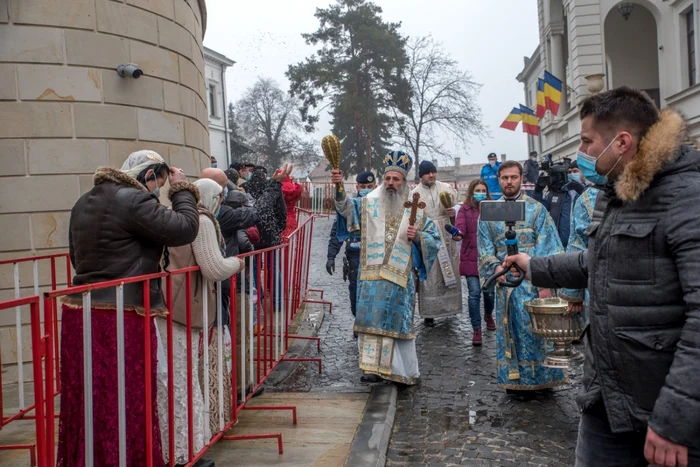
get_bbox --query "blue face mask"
[246,172,253,181]
[148,173,160,197]
[577,135,619,186]
[211,163,217,168]
[215,206,221,218]
[358,188,372,197]
[473,193,487,202]
[567,172,581,184]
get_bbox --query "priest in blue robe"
[331,151,440,385]
[477,160,568,397]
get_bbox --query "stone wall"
[0,0,209,365]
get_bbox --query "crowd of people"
[59,152,303,467]
[329,87,700,466]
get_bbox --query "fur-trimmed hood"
[93,166,201,203]
[94,166,148,191]
[615,108,693,202]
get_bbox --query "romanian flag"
[519,105,539,135]
[544,70,563,116]
[536,78,546,118]
[499,107,522,131]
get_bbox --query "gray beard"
[382,184,409,219]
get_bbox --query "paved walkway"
[273,216,581,466]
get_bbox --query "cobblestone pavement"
[274,217,581,466]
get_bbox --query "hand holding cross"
[404,192,426,226]
[404,193,425,242]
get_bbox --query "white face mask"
[489,160,496,167]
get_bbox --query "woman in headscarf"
[157,179,243,465]
[58,150,200,467]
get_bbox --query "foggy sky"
[203,0,539,167]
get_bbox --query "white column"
[550,32,568,115]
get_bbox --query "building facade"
[203,46,235,169]
[0,0,210,365]
[518,0,700,161]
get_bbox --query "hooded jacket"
[530,109,700,449]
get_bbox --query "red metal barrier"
[0,295,47,467]
[1,209,322,467]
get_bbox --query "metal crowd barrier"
[0,209,324,467]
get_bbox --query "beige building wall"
[0,0,209,368]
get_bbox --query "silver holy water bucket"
[524,297,585,369]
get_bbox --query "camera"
[116,63,143,79]
[537,154,570,191]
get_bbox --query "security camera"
[116,63,143,79]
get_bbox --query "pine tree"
[287,0,410,176]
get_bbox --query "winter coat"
[167,212,243,328]
[281,177,303,240]
[217,204,258,258]
[523,158,539,184]
[530,109,700,449]
[250,179,286,249]
[455,203,480,277]
[67,167,200,314]
[480,162,502,197]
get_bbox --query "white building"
[203,46,235,168]
[518,0,699,161]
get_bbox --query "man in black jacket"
[503,87,700,467]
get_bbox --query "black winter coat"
[530,109,700,449]
[67,167,200,313]
[217,204,258,257]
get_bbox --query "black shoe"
[424,318,435,327]
[353,331,358,339]
[238,385,265,401]
[360,374,382,383]
[506,389,536,401]
[177,460,214,467]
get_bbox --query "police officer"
[326,171,376,336]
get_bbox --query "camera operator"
[532,155,585,249]
[503,87,700,466]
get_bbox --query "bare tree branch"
[390,35,489,178]
[235,77,320,171]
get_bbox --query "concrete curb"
[344,384,398,467]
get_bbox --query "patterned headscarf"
[120,150,167,178]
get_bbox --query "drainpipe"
[220,65,230,168]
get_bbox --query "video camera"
[537,154,571,191]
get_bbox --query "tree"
[235,77,318,171]
[287,0,411,175]
[227,102,253,163]
[391,36,487,180]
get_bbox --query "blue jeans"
[466,276,494,330]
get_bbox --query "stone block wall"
[0,0,209,366]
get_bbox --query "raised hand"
[272,163,294,182]
[331,170,343,184]
[168,167,187,185]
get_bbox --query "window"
[687,9,697,86]
[208,84,217,117]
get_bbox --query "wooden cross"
[404,192,426,226]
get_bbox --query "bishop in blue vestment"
[333,151,440,385]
